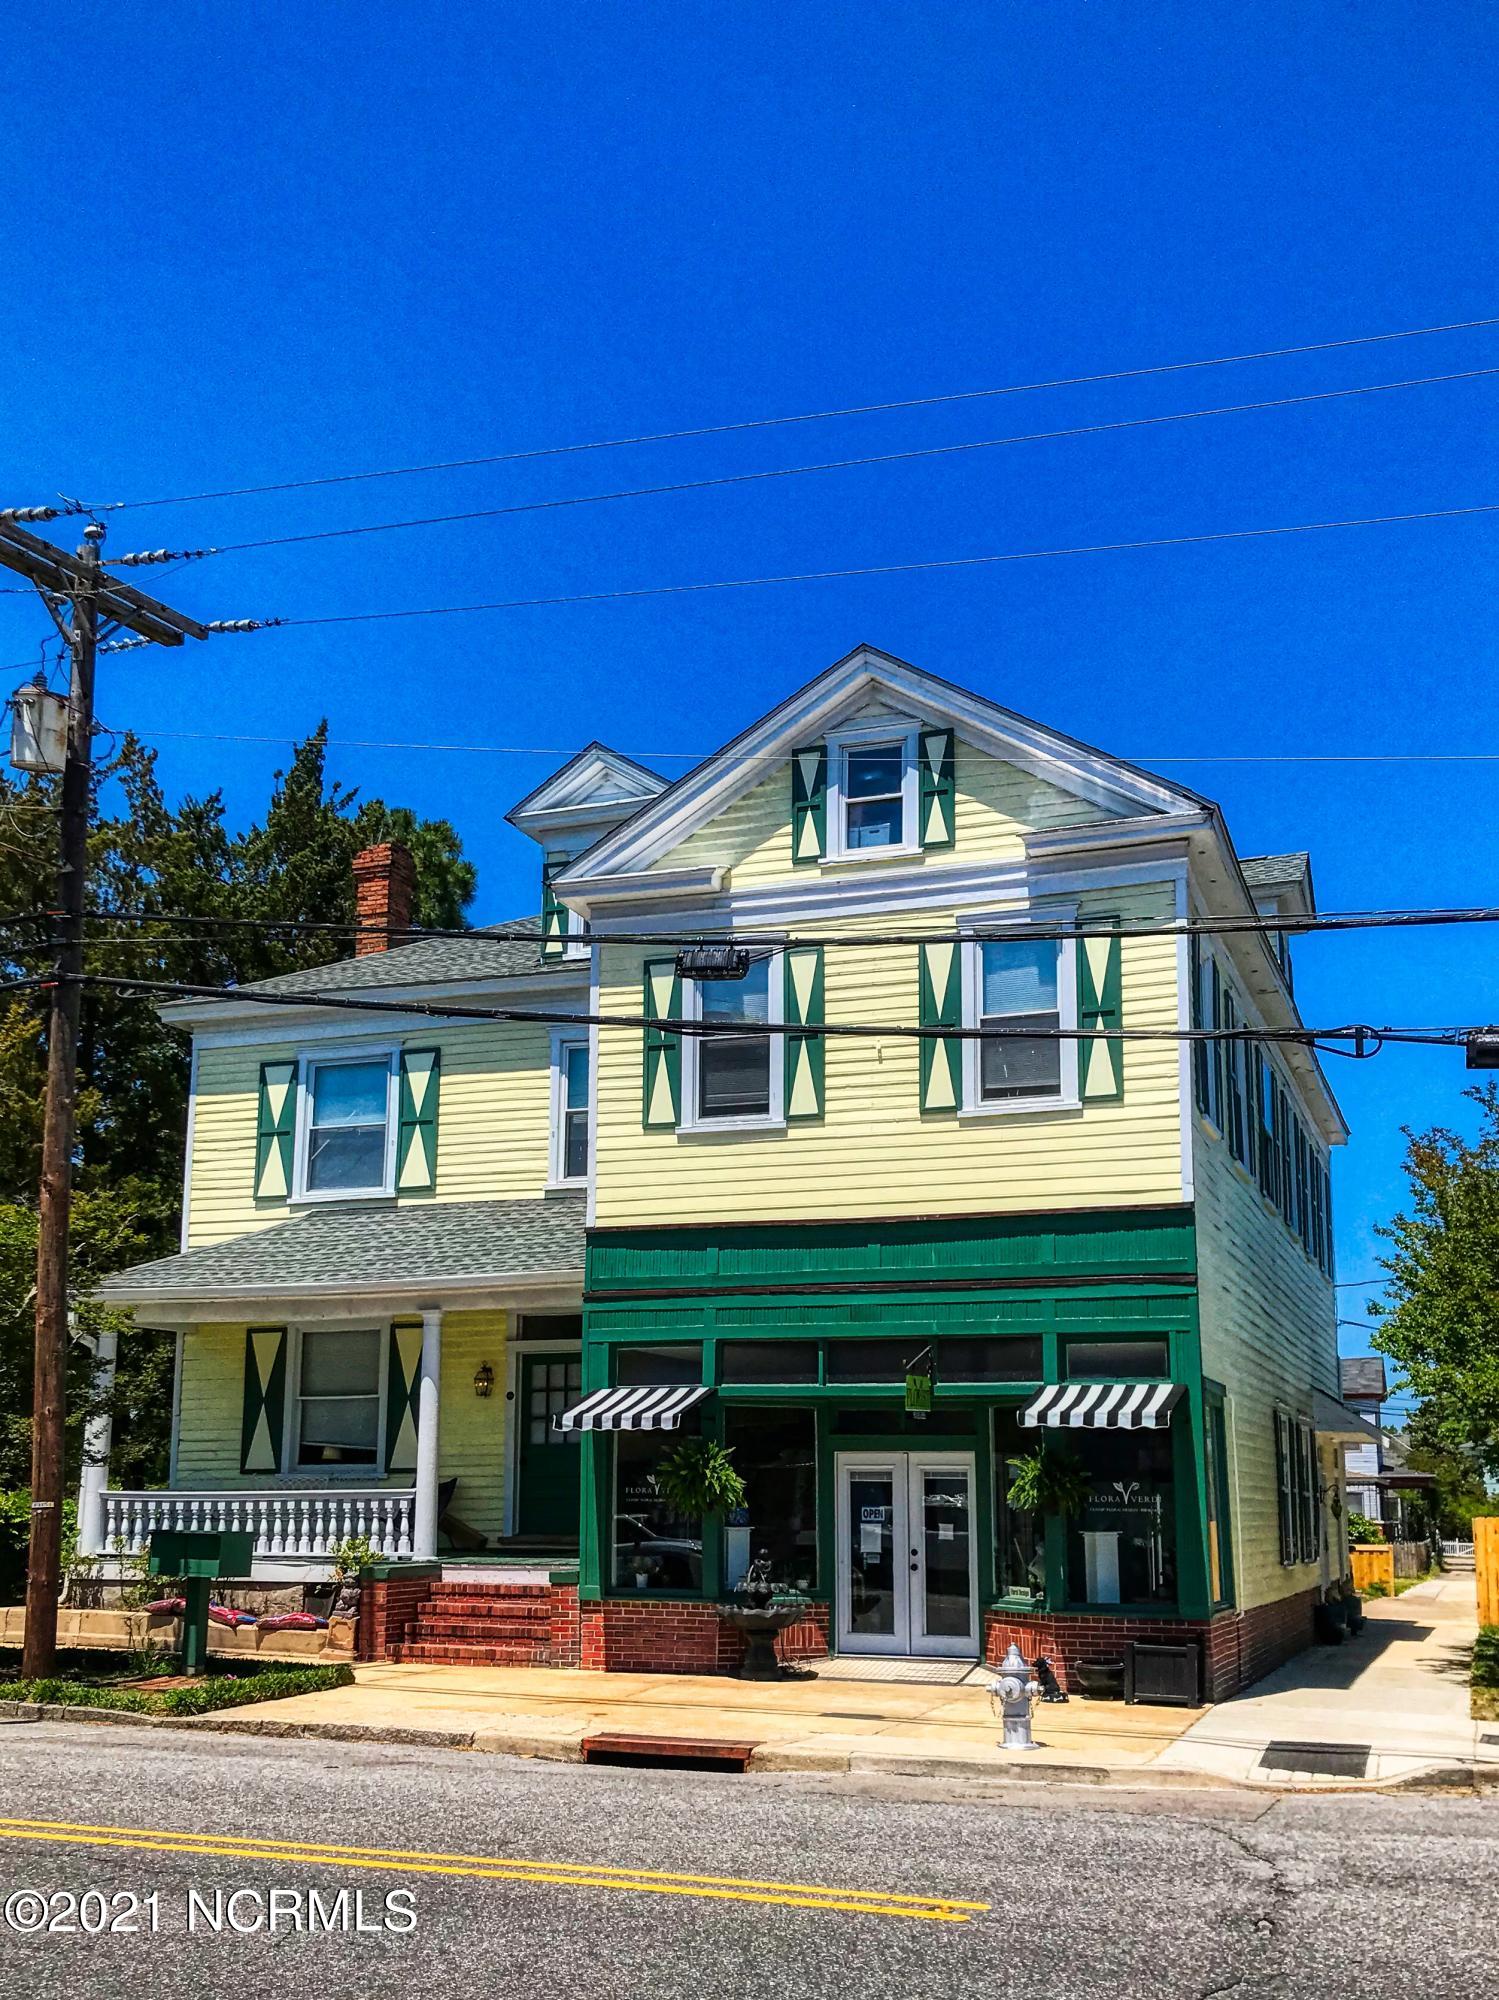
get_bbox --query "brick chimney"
[352,841,417,955]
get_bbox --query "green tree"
[1371,1084,1499,1480]
[0,722,477,1496]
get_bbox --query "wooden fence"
[1350,1543,1396,1594]
[1476,1517,1499,1628]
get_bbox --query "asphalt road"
[0,1720,1494,1999]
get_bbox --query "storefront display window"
[994,1408,1045,1601]
[1065,1427,1176,1605]
[721,1408,818,1593]
[612,1428,703,1592]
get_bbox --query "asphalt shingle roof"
[99,1196,586,1303]
[240,917,576,997]
[1240,852,1311,889]
[1340,1356,1388,1401]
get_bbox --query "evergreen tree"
[0,724,477,1494]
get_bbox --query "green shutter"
[790,744,827,866]
[1322,1162,1335,1276]
[918,727,956,849]
[396,1048,440,1192]
[784,945,825,1120]
[385,1321,424,1472]
[1076,922,1123,1100]
[540,853,569,960]
[1189,938,1210,1114]
[1209,958,1224,1127]
[1273,1410,1294,1565]
[642,957,682,1128]
[254,1061,297,1203]
[240,1326,288,1474]
[918,941,963,1114]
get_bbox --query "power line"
[251,501,1499,632]
[83,312,1499,513]
[110,366,1499,568]
[134,726,1499,766]
[54,971,1482,1051]
[4,899,1497,949]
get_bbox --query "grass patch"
[1471,1626,1499,1689]
[1473,1688,1499,1723]
[0,1656,352,1717]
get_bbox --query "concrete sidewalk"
[1156,1575,1497,1788]
[231,1655,1211,1782]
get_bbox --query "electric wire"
[249,501,1499,632]
[81,313,1499,513]
[104,366,1499,568]
[56,971,1482,1052]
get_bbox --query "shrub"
[0,1491,78,1602]
[1472,1626,1499,1690]
[1347,1512,1385,1546]
[0,1661,353,1716]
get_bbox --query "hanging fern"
[1006,1445,1089,1517]
[652,1438,747,1519]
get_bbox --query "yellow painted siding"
[1193,1126,1339,1610]
[187,1024,558,1247]
[174,1312,511,1541]
[655,738,1119,889]
[595,881,1185,1227]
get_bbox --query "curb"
[6,1701,1494,1795]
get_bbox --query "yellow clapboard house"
[96,646,1362,1694]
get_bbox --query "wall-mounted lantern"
[9,677,69,775]
[473,1361,495,1399]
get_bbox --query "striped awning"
[554,1384,711,1433]
[1021,1383,1186,1430]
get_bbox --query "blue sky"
[4,4,1496,1383]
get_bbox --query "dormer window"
[825,722,920,861]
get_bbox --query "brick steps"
[390,1580,559,1667]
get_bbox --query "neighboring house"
[1341,1355,1389,1523]
[93,646,1359,1695]
[1339,1356,1436,1537]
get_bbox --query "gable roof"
[506,740,667,845]
[555,644,1210,888]
[238,916,563,998]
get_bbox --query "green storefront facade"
[574,1208,1238,1670]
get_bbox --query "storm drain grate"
[1259,1740,1371,1779]
[581,1732,758,1773]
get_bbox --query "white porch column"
[75,1327,118,1558]
[411,1308,443,1561]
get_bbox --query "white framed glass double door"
[834,1451,979,1658]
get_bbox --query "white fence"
[99,1488,416,1563]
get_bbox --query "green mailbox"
[147,1530,256,1676]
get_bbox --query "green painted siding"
[587,1206,1195,1296]
[1192,1115,1339,1611]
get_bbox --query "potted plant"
[1005,1444,1089,1519]
[652,1438,747,1522]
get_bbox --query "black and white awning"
[1021,1383,1186,1430]
[554,1384,711,1433]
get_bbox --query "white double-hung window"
[682,952,784,1129]
[551,1032,591,1184]
[961,922,1078,1113]
[296,1050,397,1198]
[826,722,919,860]
[295,1326,384,1469]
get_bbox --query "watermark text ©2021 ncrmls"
[3,1885,419,1936]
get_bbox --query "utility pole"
[0,511,207,1677]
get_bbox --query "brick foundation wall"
[983,1585,1318,1701]
[356,1569,438,1661]
[577,1598,832,1676]
[549,1583,582,1669]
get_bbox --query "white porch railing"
[98,1488,416,1563]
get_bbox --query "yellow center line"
[0,1820,986,1923]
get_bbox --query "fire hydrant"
[991,1641,1042,1751]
